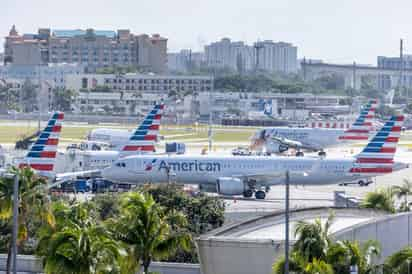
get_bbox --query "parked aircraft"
[87,104,164,150]
[251,100,378,156]
[102,115,407,199]
[58,103,164,171]
[0,112,98,182]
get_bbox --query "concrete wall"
[334,212,412,262]
[197,239,280,274]
[197,208,388,274]
[0,254,200,274]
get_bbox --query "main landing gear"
[243,189,253,198]
[295,151,304,157]
[243,184,268,200]
[318,150,326,157]
[255,190,266,200]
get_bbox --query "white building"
[66,73,213,117]
[255,40,298,73]
[198,92,345,122]
[167,50,205,73]
[205,38,255,71]
[0,63,85,88]
[66,73,213,93]
[0,78,54,112]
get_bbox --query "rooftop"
[200,207,387,243]
[53,29,117,38]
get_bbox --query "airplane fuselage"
[259,127,345,150]
[102,155,373,186]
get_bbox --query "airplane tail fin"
[19,112,64,176]
[120,102,164,154]
[339,99,378,140]
[351,115,404,174]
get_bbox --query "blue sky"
[2,0,411,64]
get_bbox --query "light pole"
[5,173,19,274]
[284,170,290,274]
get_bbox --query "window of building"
[82,78,88,89]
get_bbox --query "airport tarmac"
[2,125,412,216]
[225,146,412,214]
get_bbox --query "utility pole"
[302,57,307,81]
[12,174,19,274]
[284,170,290,274]
[254,40,263,72]
[399,39,404,94]
[352,61,357,90]
[188,49,192,73]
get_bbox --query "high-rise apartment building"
[4,26,167,73]
[204,38,298,73]
[167,49,205,72]
[205,38,255,71]
[254,40,297,73]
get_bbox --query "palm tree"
[361,188,395,213]
[36,201,122,274]
[273,212,381,274]
[293,212,334,261]
[326,240,381,274]
[392,180,412,211]
[111,192,191,274]
[384,246,412,274]
[304,258,334,274]
[0,167,53,274]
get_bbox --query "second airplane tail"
[351,115,404,174]
[120,102,164,154]
[339,99,378,140]
[19,112,64,177]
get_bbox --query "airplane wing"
[269,136,321,152]
[53,169,101,185]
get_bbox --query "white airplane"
[57,103,165,172]
[251,100,379,156]
[87,103,164,150]
[0,112,99,183]
[102,115,407,199]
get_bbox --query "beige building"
[66,73,213,93]
[4,26,167,73]
[66,73,213,116]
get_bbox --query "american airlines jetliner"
[87,103,164,150]
[102,115,407,199]
[0,111,95,182]
[60,103,164,171]
[251,100,378,155]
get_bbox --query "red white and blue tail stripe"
[339,100,378,140]
[19,112,64,176]
[350,115,404,174]
[121,103,164,153]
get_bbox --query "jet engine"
[216,177,246,195]
[266,141,289,154]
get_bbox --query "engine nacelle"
[266,141,289,154]
[216,177,245,195]
[199,183,217,193]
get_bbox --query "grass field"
[0,124,254,144]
